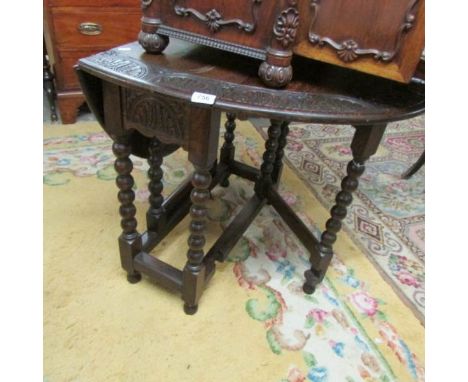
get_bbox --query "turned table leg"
[272,121,290,184]
[303,124,387,294]
[255,119,283,198]
[220,113,237,187]
[147,137,166,232]
[113,138,142,284]
[183,166,212,314]
[401,151,425,179]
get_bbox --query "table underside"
[133,157,320,294]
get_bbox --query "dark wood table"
[77,40,424,315]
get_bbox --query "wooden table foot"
[126,272,142,284]
[183,303,198,315]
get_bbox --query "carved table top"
[78,40,424,125]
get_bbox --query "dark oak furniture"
[77,41,424,314]
[43,0,141,124]
[140,0,425,87]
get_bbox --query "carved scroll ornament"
[173,0,263,33]
[308,0,421,63]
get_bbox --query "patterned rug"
[44,120,424,382]
[256,117,425,321]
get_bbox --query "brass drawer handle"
[78,22,102,36]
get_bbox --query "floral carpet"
[44,120,424,382]
[257,117,425,322]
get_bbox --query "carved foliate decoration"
[81,48,400,124]
[174,0,263,33]
[308,0,421,63]
[153,74,368,114]
[273,7,300,48]
[124,89,188,145]
[87,50,149,78]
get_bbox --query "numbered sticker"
[191,92,217,105]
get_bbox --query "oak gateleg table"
[76,40,424,315]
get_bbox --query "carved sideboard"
[140,0,425,87]
[43,0,141,124]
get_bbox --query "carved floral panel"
[308,0,421,63]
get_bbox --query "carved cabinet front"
[140,0,424,86]
[295,0,425,83]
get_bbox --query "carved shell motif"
[274,8,300,48]
[337,40,359,62]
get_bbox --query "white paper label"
[191,92,217,105]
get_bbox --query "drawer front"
[51,7,141,49]
[158,0,277,49]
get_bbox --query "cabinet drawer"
[47,0,138,6]
[51,7,141,49]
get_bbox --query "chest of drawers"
[140,0,425,88]
[44,0,141,123]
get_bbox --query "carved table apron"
[76,40,424,315]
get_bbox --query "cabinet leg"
[139,12,169,54]
[258,55,293,89]
[303,124,387,294]
[182,166,212,314]
[138,31,169,54]
[113,138,142,284]
[258,3,299,88]
[57,93,84,124]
